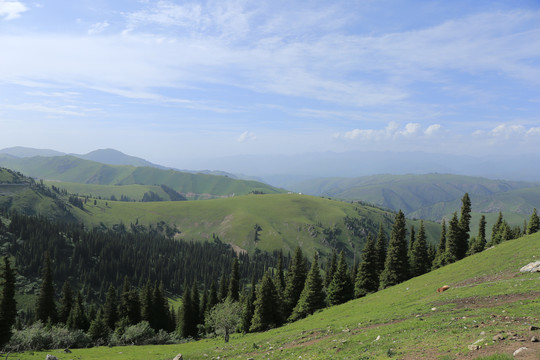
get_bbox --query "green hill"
[14,230,540,359]
[0,155,284,199]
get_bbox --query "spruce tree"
[379,210,409,289]
[324,249,337,288]
[469,215,486,254]
[191,281,201,335]
[432,219,447,270]
[527,208,540,235]
[217,272,228,302]
[88,309,110,343]
[489,212,504,246]
[178,284,193,338]
[327,251,354,305]
[354,235,379,298]
[374,224,387,276]
[36,252,57,324]
[283,246,307,319]
[409,220,429,277]
[250,271,282,332]
[289,252,325,321]
[407,226,416,266]
[104,284,118,330]
[275,251,285,293]
[207,281,218,312]
[140,280,153,323]
[58,281,73,325]
[227,258,240,302]
[0,256,17,346]
[457,193,472,259]
[67,292,89,331]
[240,277,256,333]
[445,212,460,264]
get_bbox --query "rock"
[64,348,72,353]
[473,338,485,345]
[45,356,58,360]
[493,333,506,341]
[375,335,381,341]
[530,325,540,331]
[513,347,535,358]
[173,354,183,360]
[532,336,539,342]
[520,261,540,273]
[468,345,480,350]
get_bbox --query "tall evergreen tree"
[324,249,337,288]
[103,284,118,330]
[178,284,194,338]
[289,252,325,321]
[58,281,73,325]
[527,208,540,235]
[227,258,240,302]
[67,292,89,331]
[354,235,379,298]
[119,277,141,325]
[152,281,169,331]
[240,277,256,333]
[275,251,286,293]
[36,252,57,324]
[489,212,504,246]
[432,219,447,270]
[445,212,460,264]
[207,281,218,313]
[283,246,307,319]
[327,251,354,305]
[407,226,416,265]
[374,224,387,276]
[217,272,228,303]
[379,210,409,289]
[457,193,472,259]
[250,271,282,332]
[191,281,201,335]
[140,280,153,323]
[469,215,486,255]
[409,220,429,277]
[0,256,17,346]
[88,309,110,343]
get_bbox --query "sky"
[1,0,539,169]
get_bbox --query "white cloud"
[88,21,110,35]
[341,122,437,141]
[425,124,441,136]
[0,0,28,20]
[490,124,526,138]
[238,130,256,142]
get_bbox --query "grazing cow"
[437,285,450,293]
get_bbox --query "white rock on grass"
[519,261,540,273]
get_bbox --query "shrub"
[5,322,90,351]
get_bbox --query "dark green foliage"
[88,310,110,343]
[275,251,285,293]
[374,224,387,276]
[58,281,73,325]
[327,251,354,306]
[354,235,379,298]
[283,246,307,319]
[207,281,218,313]
[205,299,242,343]
[409,221,429,277]
[444,212,460,264]
[103,284,118,330]
[379,210,409,289]
[68,292,89,331]
[489,212,504,246]
[178,284,194,338]
[119,278,141,326]
[469,215,487,255]
[527,208,539,235]
[289,252,325,321]
[240,278,256,333]
[142,191,164,202]
[218,272,228,303]
[190,281,201,333]
[457,193,471,259]
[432,220,447,270]
[227,258,240,302]
[250,271,282,332]
[36,253,57,324]
[140,281,153,324]
[324,249,337,288]
[0,256,17,346]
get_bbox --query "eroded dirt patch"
[432,292,540,310]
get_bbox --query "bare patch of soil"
[432,292,540,310]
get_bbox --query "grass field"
[10,232,540,359]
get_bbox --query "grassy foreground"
[11,233,540,359]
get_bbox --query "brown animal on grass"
[437,285,450,293]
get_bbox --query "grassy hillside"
[70,194,441,257]
[14,230,540,359]
[0,155,284,198]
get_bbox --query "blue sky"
[1,0,539,168]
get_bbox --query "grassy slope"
[0,156,284,197]
[43,181,174,201]
[71,194,441,256]
[15,232,540,360]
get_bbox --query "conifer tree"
[489,212,504,246]
[178,284,193,338]
[250,271,282,332]
[152,281,169,331]
[88,309,110,343]
[445,212,460,264]
[140,280,153,323]
[409,220,429,277]
[58,281,73,325]
[407,226,416,265]
[207,281,218,313]
[0,256,17,346]
[217,272,228,302]
[104,284,118,330]
[283,246,307,319]
[527,208,540,235]
[354,235,379,298]
[227,258,240,302]
[469,215,486,254]
[457,193,472,259]
[289,252,325,321]
[374,224,387,276]
[379,210,409,289]
[68,292,89,331]
[327,251,354,305]
[119,277,141,325]
[36,252,57,324]
[432,219,447,270]
[191,281,201,334]
[240,277,256,333]
[275,251,285,293]
[324,249,337,288]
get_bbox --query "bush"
[111,321,155,346]
[5,322,90,351]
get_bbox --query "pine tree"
[407,226,416,267]
[227,258,240,302]
[240,277,256,333]
[445,212,460,264]
[374,224,387,276]
[88,309,110,343]
[469,215,486,255]
[489,212,504,246]
[379,210,409,289]
[289,252,325,321]
[283,246,307,319]
[36,252,57,324]
[327,251,354,305]
[250,271,282,332]
[140,280,153,323]
[178,284,193,338]
[191,281,200,335]
[432,219,447,270]
[119,277,141,325]
[275,251,285,293]
[354,235,379,298]
[527,208,540,235]
[67,292,89,331]
[58,281,73,325]
[103,284,118,330]
[457,193,472,259]
[409,220,429,277]
[324,249,337,288]
[207,281,218,313]
[217,272,228,303]
[0,256,17,346]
